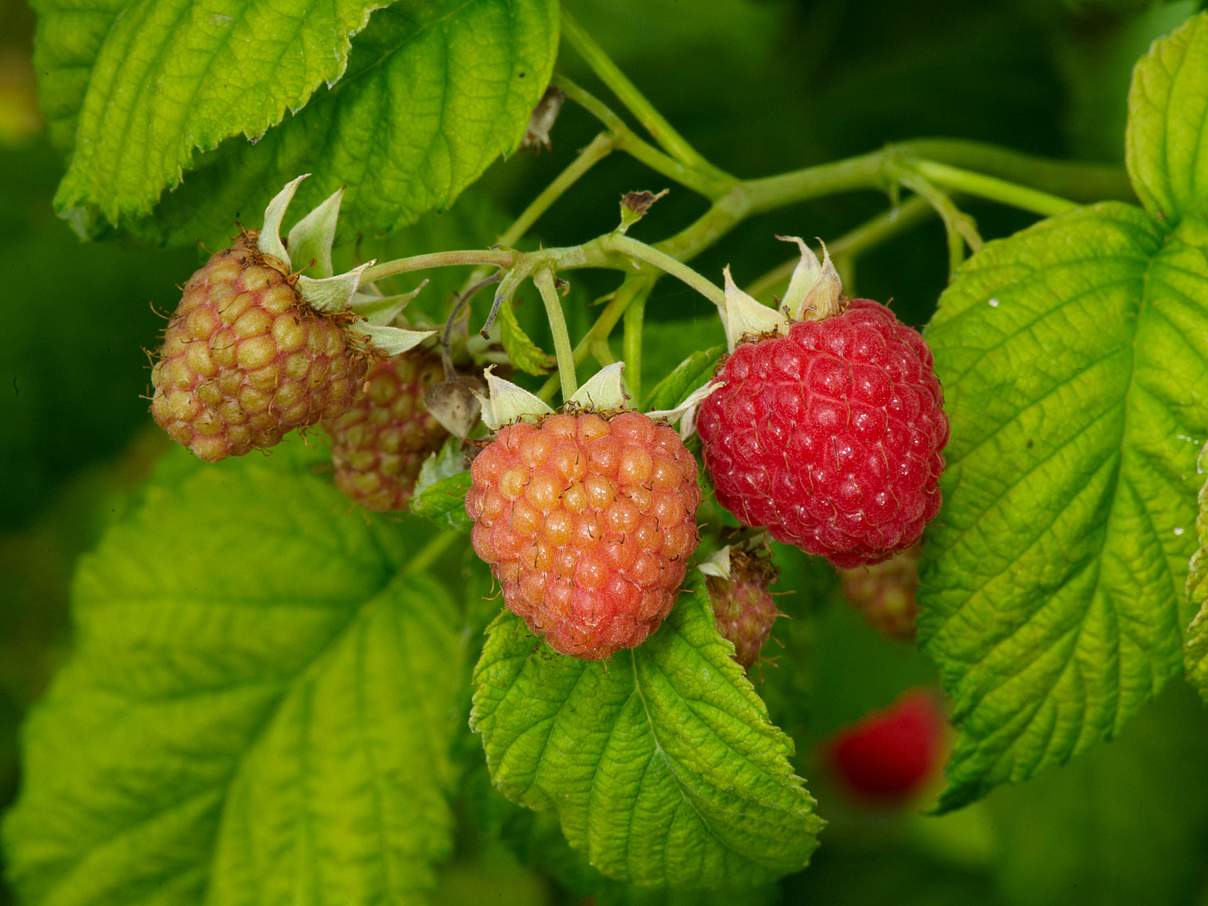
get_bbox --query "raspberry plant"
[6,2,1208,904]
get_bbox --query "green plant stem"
[554,75,732,199]
[538,277,653,401]
[911,159,1077,217]
[363,249,513,284]
[404,529,458,575]
[560,11,727,180]
[534,268,578,401]
[623,290,646,405]
[746,195,934,300]
[498,132,615,248]
[603,234,725,307]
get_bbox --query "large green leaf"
[46,0,388,224]
[1186,442,1208,703]
[1126,11,1208,222]
[921,202,1208,809]
[470,580,823,890]
[2,443,465,904]
[40,0,559,241]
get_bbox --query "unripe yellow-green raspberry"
[324,352,449,511]
[150,234,368,462]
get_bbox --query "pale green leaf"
[2,444,464,904]
[921,202,1208,810]
[1186,442,1208,702]
[1126,11,1208,222]
[49,0,389,225]
[470,580,823,890]
[129,0,559,243]
[499,299,556,376]
[644,346,723,412]
[411,442,472,532]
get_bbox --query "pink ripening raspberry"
[697,300,948,568]
[151,234,367,462]
[465,411,700,660]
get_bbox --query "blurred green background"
[3,0,1208,903]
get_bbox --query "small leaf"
[921,203,1208,809]
[1185,442,1208,703]
[470,579,824,889]
[1,443,464,903]
[645,346,724,412]
[1126,11,1208,222]
[499,299,556,376]
[411,442,473,532]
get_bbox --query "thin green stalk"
[591,336,616,366]
[746,195,934,300]
[554,75,732,199]
[912,159,1077,217]
[498,132,614,248]
[363,249,514,284]
[404,529,458,575]
[534,268,578,401]
[560,11,726,180]
[603,234,725,307]
[539,277,653,401]
[623,290,646,405]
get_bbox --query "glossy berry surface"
[825,690,946,804]
[840,543,922,641]
[325,352,448,511]
[707,551,779,669]
[151,235,366,462]
[466,411,700,660]
[697,300,948,568]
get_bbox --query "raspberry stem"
[560,11,730,183]
[534,268,578,401]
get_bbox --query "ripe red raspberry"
[465,411,700,660]
[324,352,448,511]
[705,550,779,669]
[839,543,922,641]
[150,234,367,462]
[697,301,948,568]
[824,690,947,804]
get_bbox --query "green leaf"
[1186,442,1208,703]
[644,346,723,411]
[48,0,389,225]
[1126,11,1208,222]
[499,299,556,376]
[921,202,1208,810]
[2,443,464,903]
[470,579,823,890]
[411,442,473,532]
[126,0,559,243]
